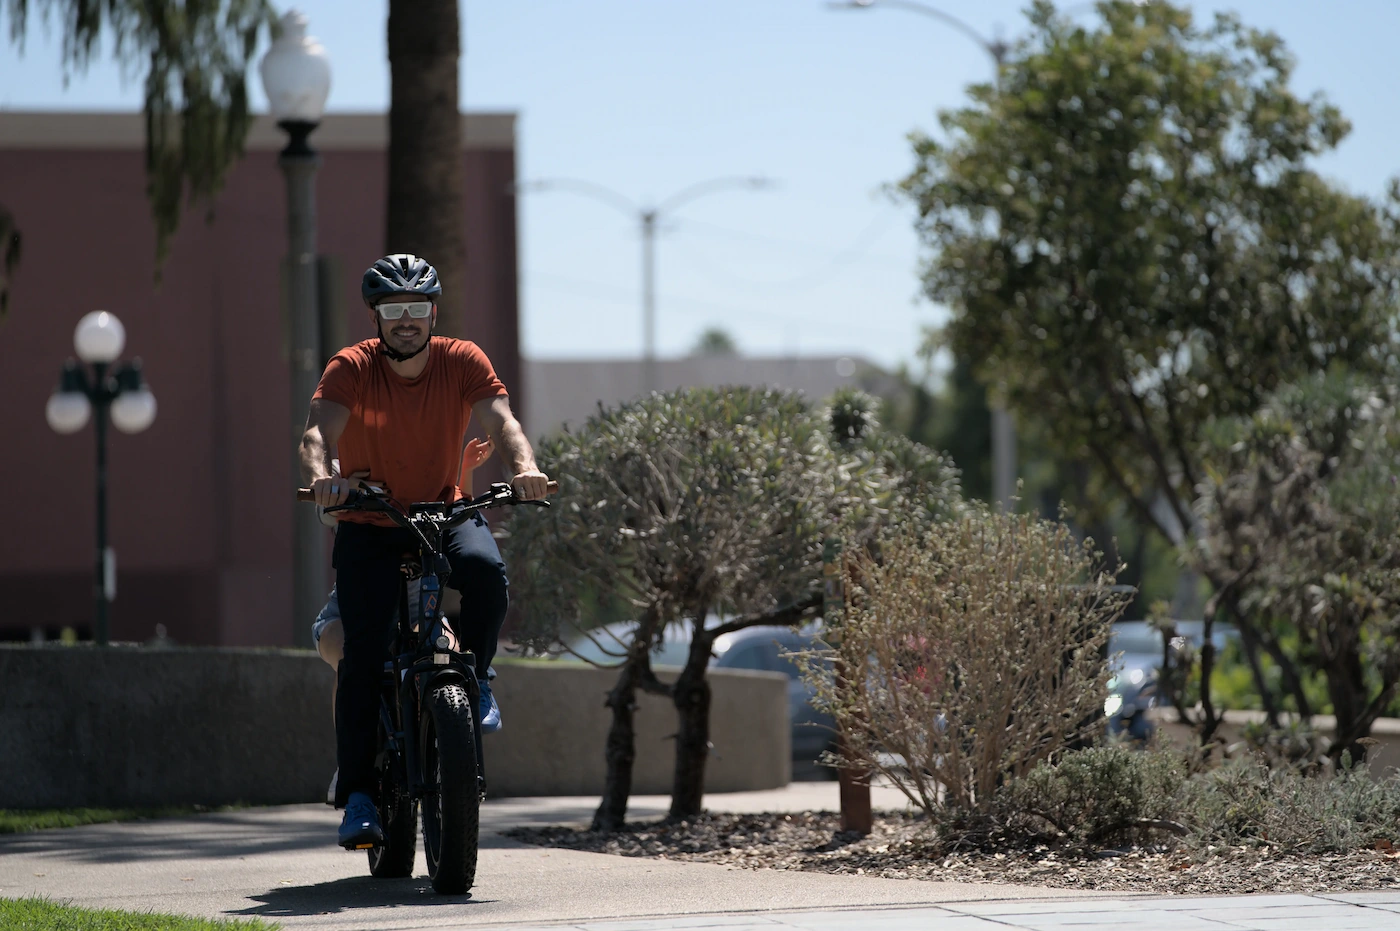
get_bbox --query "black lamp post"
[261,9,332,647]
[46,310,158,645]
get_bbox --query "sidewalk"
[2,780,1398,930]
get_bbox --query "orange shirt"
[313,337,508,524]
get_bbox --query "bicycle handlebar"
[295,480,557,507]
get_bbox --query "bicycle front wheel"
[420,682,480,894]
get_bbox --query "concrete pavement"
[3,781,1400,929]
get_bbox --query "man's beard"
[377,321,430,362]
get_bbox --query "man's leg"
[331,523,405,809]
[444,513,509,679]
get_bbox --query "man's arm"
[472,395,549,500]
[301,398,352,507]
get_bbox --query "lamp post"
[828,0,1140,512]
[518,176,774,393]
[45,311,158,645]
[260,9,332,647]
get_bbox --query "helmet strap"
[376,321,430,363]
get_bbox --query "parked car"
[559,619,836,765]
[1105,620,1238,740]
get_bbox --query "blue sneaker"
[338,791,383,849]
[479,678,501,734]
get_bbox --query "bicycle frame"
[320,483,548,802]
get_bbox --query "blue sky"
[3,1,1398,371]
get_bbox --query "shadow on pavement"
[227,875,493,919]
[0,807,522,866]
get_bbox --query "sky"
[3,0,1399,371]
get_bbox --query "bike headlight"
[1104,693,1124,717]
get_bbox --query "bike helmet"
[361,253,442,307]
[362,254,441,362]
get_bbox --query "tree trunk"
[386,0,465,338]
[668,646,712,821]
[593,662,639,832]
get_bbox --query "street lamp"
[827,0,1035,511]
[519,176,774,394]
[45,311,157,645]
[260,9,331,647]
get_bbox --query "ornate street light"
[261,10,332,647]
[45,311,157,645]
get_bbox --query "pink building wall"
[0,112,520,646]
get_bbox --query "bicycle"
[296,480,553,894]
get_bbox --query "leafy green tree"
[900,0,1400,562]
[1191,371,1400,763]
[690,326,739,357]
[3,0,274,276]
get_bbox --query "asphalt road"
[0,783,1091,930]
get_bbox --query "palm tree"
[385,0,466,338]
[1,0,273,306]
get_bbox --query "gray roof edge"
[0,110,516,151]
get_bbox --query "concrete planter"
[0,645,789,809]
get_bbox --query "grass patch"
[0,807,231,835]
[0,897,277,930]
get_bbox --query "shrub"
[1180,756,1400,854]
[809,508,1130,815]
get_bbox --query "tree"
[1191,371,1400,763]
[386,0,465,337]
[0,205,19,317]
[506,388,839,830]
[690,327,739,357]
[2,0,273,280]
[900,0,1400,559]
[506,386,961,829]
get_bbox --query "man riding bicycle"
[300,253,549,849]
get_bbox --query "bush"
[1180,756,1400,854]
[994,746,1189,849]
[809,508,1129,815]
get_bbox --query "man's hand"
[511,468,551,501]
[312,470,387,509]
[311,475,351,509]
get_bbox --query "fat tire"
[421,682,480,894]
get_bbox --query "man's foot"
[326,768,338,807]
[338,791,383,849]
[479,677,501,734]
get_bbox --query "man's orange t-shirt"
[313,337,509,524]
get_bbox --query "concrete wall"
[0,646,789,809]
[1149,707,1400,775]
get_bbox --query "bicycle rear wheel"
[368,743,417,878]
[421,682,480,894]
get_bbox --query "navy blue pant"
[331,514,508,807]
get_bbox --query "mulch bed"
[505,810,1400,895]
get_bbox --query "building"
[0,111,520,646]
[522,354,896,442]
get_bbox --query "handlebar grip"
[295,488,362,505]
[547,480,559,495]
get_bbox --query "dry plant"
[809,507,1129,815]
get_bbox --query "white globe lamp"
[260,11,332,131]
[74,310,125,364]
[111,388,158,435]
[46,391,91,434]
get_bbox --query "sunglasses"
[377,301,434,320]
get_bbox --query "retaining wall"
[0,645,789,808]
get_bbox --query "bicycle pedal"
[352,843,376,850]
